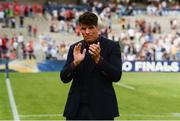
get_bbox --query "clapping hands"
[88,42,101,64]
[73,42,101,66]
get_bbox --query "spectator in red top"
[27,40,36,59]
[24,5,29,17]
[14,4,20,15]
[1,36,8,59]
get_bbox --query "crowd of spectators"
[110,18,180,61]
[0,0,180,61]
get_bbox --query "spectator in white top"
[147,2,157,16]
[17,33,24,44]
[52,9,58,19]
[127,27,135,40]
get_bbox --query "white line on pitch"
[20,114,63,118]
[171,113,180,117]
[19,113,180,118]
[121,114,173,117]
[115,83,135,90]
[6,78,20,121]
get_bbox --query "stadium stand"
[0,0,180,61]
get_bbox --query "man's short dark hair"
[78,12,98,26]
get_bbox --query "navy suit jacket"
[60,36,122,119]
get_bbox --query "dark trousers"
[66,103,114,120]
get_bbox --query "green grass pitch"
[0,72,180,120]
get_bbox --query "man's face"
[80,24,99,43]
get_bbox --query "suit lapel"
[80,40,96,76]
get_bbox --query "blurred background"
[0,0,180,120]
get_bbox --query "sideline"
[115,83,135,90]
[20,114,63,118]
[6,78,20,121]
[19,113,180,118]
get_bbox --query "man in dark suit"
[60,12,122,120]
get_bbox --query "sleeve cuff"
[97,56,104,65]
[70,62,76,71]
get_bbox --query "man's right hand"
[73,43,86,66]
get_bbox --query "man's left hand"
[89,42,101,64]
